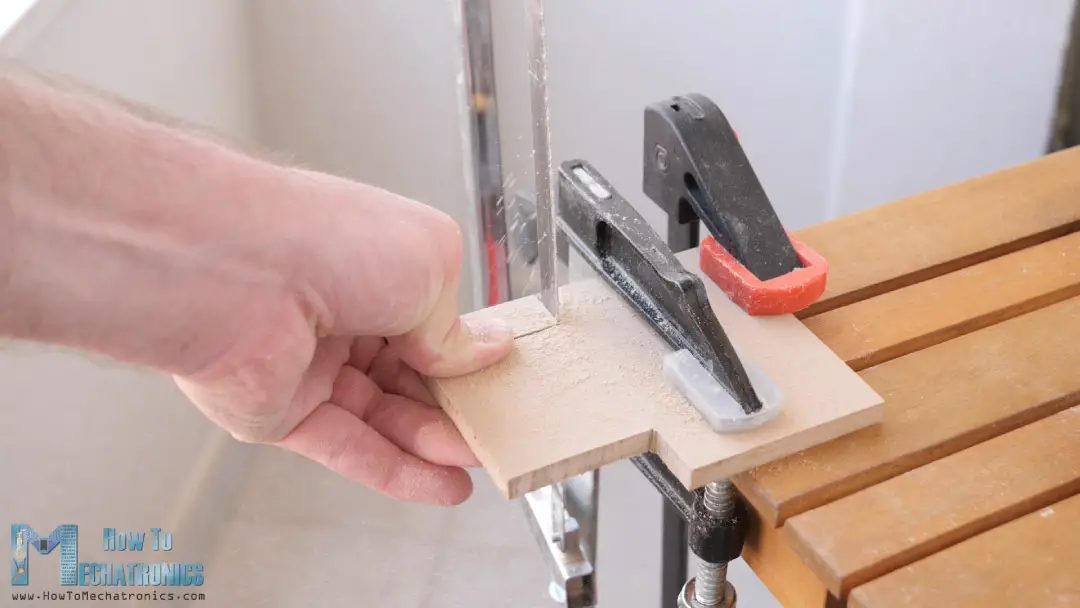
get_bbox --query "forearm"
[0,66,310,374]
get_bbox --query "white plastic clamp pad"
[662,347,783,433]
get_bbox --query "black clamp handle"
[643,93,802,281]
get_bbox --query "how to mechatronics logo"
[11,524,204,587]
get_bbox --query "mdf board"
[428,249,884,499]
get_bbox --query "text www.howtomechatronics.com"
[11,590,207,602]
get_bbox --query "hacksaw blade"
[527,0,560,320]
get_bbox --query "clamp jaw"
[521,93,827,608]
[633,453,747,565]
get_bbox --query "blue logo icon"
[10,524,79,586]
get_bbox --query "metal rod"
[661,502,690,606]
[527,0,560,318]
[659,211,699,608]
[631,453,694,521]
[666,202,701,253]
[458,0,510,306]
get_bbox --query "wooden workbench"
[734,146,1080,607]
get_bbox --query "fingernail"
[465,317,512,344]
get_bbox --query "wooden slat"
[784,406,1080,597]
[802,231,1080,371]
[849,493,1080,608]
[735,294,1080,526]
[793,146,1080,317]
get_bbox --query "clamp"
[644,93,828,317]
[555,93,827,607]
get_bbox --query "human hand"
[0,66,513,506]
[172,169,514,506]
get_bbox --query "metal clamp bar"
[632,453,694,520]
[632,454,747,566]
[523,474,598,608]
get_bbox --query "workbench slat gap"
[797,219,1080,319]
[806,229,1080,372]
[844,270,1080,370]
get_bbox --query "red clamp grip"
[700,233,828,316]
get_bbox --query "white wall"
[830,0,1073,216]
[0,0,257,574]
[246,0,1074,307]
[494,0,851,234]
[493,0,1073,235]
[249,0,480,313]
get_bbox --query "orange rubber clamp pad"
[699,233,828,316]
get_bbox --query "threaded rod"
[694,480,736,606]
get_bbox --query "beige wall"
[0,1,257,589]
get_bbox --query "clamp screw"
[678,578,736,608]
[695,480,737,606]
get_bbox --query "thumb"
[388,287,513,378]
[386,218,513,378]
